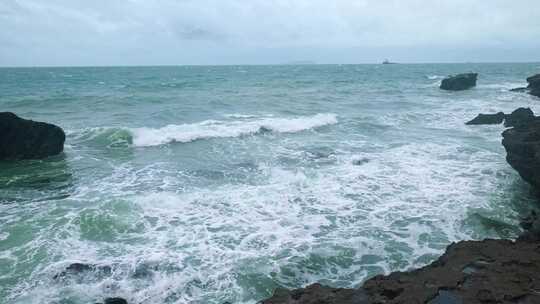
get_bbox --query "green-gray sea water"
[1,63,539,303]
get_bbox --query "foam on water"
[130,113,338,147]
[2,63,538,304]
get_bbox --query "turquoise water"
[1,63,539,303]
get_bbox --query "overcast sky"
[1,0,539,66]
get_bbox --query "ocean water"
[0,63,539,304]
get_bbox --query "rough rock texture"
[259,284,369,304]
[95,298,128,304]
[504,107,536,128]
[511,74,540,97]
[466,112,505,125]
[527,74,540,97]
[502,120,540,189]
[440,73,478,91]
[0,112,65,160]
[260,240,540,304]
[363,239,540,304]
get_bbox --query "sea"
[1,63,539,304]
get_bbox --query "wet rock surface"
[0,112,65,160]
[440,73,478,91]
[502,118,540,189]
[260,240,540,304]
[511,74,540,97]
[259,283,369,304]
[466,112,505,125]
[504,107,536,128]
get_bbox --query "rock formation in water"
[511,74,540,98]
[466,112,505,125]
[440,73,478,91]
[527,74,540,98]
[465,108,536,126]
[502,112,540,190]
[0,112,65,160]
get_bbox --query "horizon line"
[0,60,539,69]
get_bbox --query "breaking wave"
[130,113,338,147]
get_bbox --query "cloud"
[0,0,539,65]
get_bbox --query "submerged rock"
[53,263,112,280]
[440,73,478,91]
[96,298,128,304]
[0,112,65,160]
[465,112,505,125]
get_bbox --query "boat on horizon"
[382,59,397,64]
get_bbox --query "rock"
[510,74,540,97]
[260,239,540,304]
[440,73,478,91]
[527,74,540,89]
[259,283,369,304]
[504,107,536,128]
[0,112,65,160]
[53,263,112,280]
[465,112,505,125]
[518,211,540,241]
[104,298,128,304]
[502,118,540,189]
[353,158,370,166]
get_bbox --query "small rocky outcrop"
[502,117,540,189]
[466,112,505,125]
[504,107,536,128]
[510,74,540,97]
[440,73,478,91]
[0,112,65,160]
[95,298,128,304]
[527,74,540,97]
[53,263,112,280]
[465,108,537,127]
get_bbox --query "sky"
[0,0,539,66]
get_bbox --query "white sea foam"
[427,75,444,80]
[130,113,338,147]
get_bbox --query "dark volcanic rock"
[466,112,505,125]
[440,73,478,91]
[504,107,535,128]
[104,298,128,304]
[0,112,65,160]
[511,74,540,97]
[363,239,540,304]
[259,283,369,304]
[519,211,540,241]
[502,120,540,189]
[261,240,540,304]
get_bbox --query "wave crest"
[130,113,338,147]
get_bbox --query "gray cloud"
[0,0,539,66]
